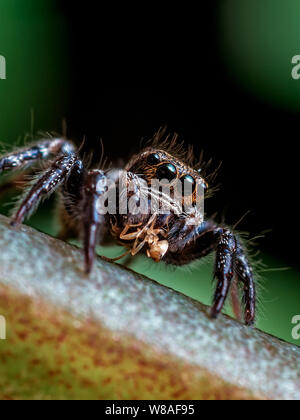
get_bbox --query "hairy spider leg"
[60,165,108,273]
[235,246,256,326]
[11,153,78,225]
[211,230,236,320]
[165,221,256,325]
[80,170,107,274]
[0,138,75,174]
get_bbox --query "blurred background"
[0,0,299,345]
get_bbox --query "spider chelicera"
[0,132,256,325]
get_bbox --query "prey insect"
[0,132,256,325]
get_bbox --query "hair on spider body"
[0,132,257,326]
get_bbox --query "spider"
[0,131,256,325]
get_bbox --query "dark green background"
[0,0,299,346]
[219,0,300,112]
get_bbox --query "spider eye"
[202,182,208,193]
[156,163,177,182]
[181,175,196,196]
[147,153,161,165]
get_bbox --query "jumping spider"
[0,132,256,325]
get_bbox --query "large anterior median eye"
[156,163,177,182]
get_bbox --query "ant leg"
[0,138,75,175]
[11,154,78,225]
[235,244,256,326]
[210,230,237,319]
[119,224,142,241]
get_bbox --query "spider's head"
[126,148,208,207]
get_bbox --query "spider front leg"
[62,168,108,274]
[0,137,76,204]
[0,138,75,175]
[81,171,107,274]
[11,153,79,225]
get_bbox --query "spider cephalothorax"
[0,133,256,325]
[126,148,208,208]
